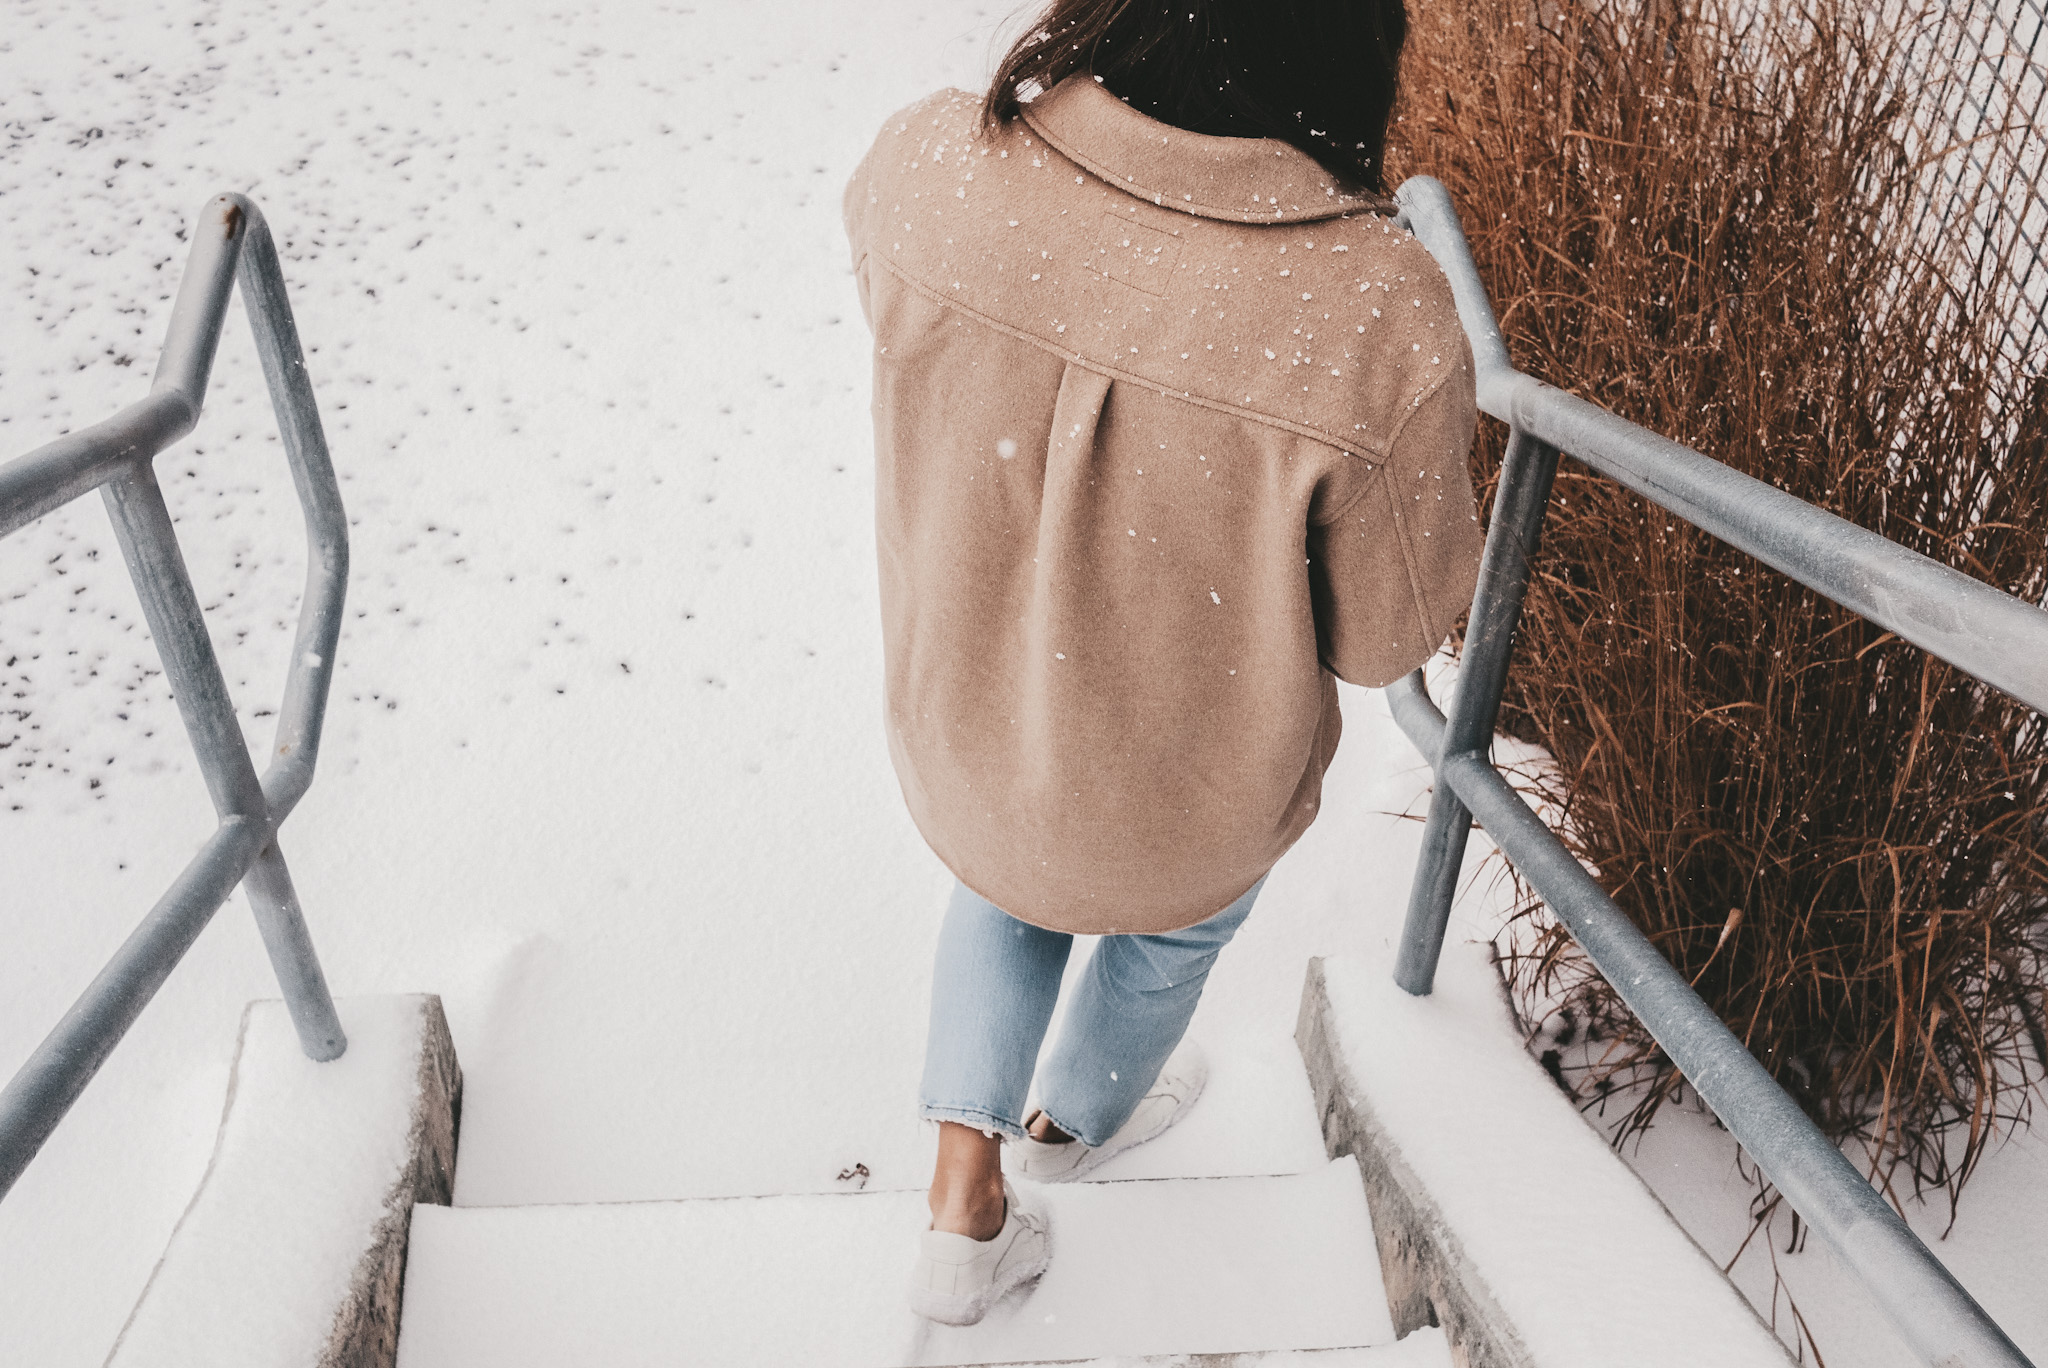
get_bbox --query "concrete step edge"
[909,1329,1452,1367]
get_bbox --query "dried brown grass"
[1385,0,2048,1223]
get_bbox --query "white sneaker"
[1008,1040,1208,1183]
[906,1181,1051,1326]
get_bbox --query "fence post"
[1394,425,1560,995]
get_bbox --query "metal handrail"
[1388,175,2042,1368]
[0,194,350,1203]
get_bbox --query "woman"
[842,0,1482,1326]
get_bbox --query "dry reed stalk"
[1386,0,2048,1224]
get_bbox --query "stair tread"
[396,1158,1397,1368]
[948,1338,1449,1367]
[950,1333,1451,1366]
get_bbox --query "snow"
[1313,945,1794,1367]
[1614,1088,2048,1366]
[107,995,439,1368]
[958,1349,1449,1368]
[397,1158,1396,1367]
[0,4,1015,1361]
[0,1,2040,1366]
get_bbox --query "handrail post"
[1390,172,2041,1366]
[130,193,348,1062]
[233,198,348,822]
[1387,673,2037,1368]
[1395,425,1560,995]
[98,464,346,1062]
[0,193,351,1206]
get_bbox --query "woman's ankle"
[929,1121,1007,1240]
[1025,1109,1075,1145]
[929,1185,1006,1240]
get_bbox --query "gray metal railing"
[1389,175,2043,1368]
[0,194,349,1202]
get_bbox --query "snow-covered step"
[396,1157,1404,1368]
[972,1339,1453,1367]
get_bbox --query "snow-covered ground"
[1619,1080,2048,1365]
[0,3,2040,1366]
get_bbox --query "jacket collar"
[1020,75,1385,224]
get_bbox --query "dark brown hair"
[982,0,1409,194]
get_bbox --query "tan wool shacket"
[844,77,1484,935]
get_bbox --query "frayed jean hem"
[1033,1105,1101,1149]
[919,1102,1028,1141]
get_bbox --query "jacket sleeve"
[1307,364,1485,688]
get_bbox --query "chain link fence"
[1907,0,2048,391]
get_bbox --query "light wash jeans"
[917,876,1264,1148]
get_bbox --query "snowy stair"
[394,1156,1445,1367]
